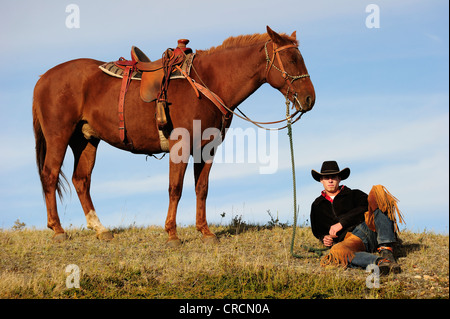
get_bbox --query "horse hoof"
[166,238,182,248]
[202,235,219,245]
[52,233,67,242]
[97,231,114,241]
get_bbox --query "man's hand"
[329,222,343,237]
[323,235,335,247]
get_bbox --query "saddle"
[99,45,195,103]
[99,39,229,150]
[99,40,194,146]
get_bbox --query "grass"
[0,216,448,299]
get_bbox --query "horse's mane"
[196,32,297,55]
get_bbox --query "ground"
[0,221,448,299]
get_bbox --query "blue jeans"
[349,209,397,269]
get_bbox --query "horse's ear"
[291,31,297,39]
[266,26,284,44]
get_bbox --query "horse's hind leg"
[69,131,113,240]
[40,135,72,241]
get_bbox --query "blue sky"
[0,0,448,234]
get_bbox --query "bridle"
[186,39,311,130]
[264,40,310,112]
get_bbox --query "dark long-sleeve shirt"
[310,186,367,244]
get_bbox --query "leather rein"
[188,40,310,130]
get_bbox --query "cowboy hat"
[311,161,350,182]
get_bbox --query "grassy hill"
[0,218,448,299]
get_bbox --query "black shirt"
[310,186,367,244]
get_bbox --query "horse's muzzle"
[294,93,315,112]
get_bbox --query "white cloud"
[203,94,449,231]
[423,32,444,44]
[269,111,447,172]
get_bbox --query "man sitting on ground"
[309,160,404,274]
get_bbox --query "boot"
[376,245,401,275]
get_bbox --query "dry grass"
[0,220,448,299]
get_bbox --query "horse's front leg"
[165,158,188,247]
[194,160,218,244]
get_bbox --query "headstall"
[264,40,310,111]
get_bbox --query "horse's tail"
[33,102,68,201]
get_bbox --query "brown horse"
[33,26,315,245]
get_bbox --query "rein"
[185,40,310,131]
[187,39,325,257]
[285,95,329,259]
[266,41,327,257]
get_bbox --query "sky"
[0,0,448,234]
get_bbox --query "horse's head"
[265,26,315,112]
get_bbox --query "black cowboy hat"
[311,161,350,182]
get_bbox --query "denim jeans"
[349,209,397,269]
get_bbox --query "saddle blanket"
[98,53,195,81]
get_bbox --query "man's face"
[320,174,341,194]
